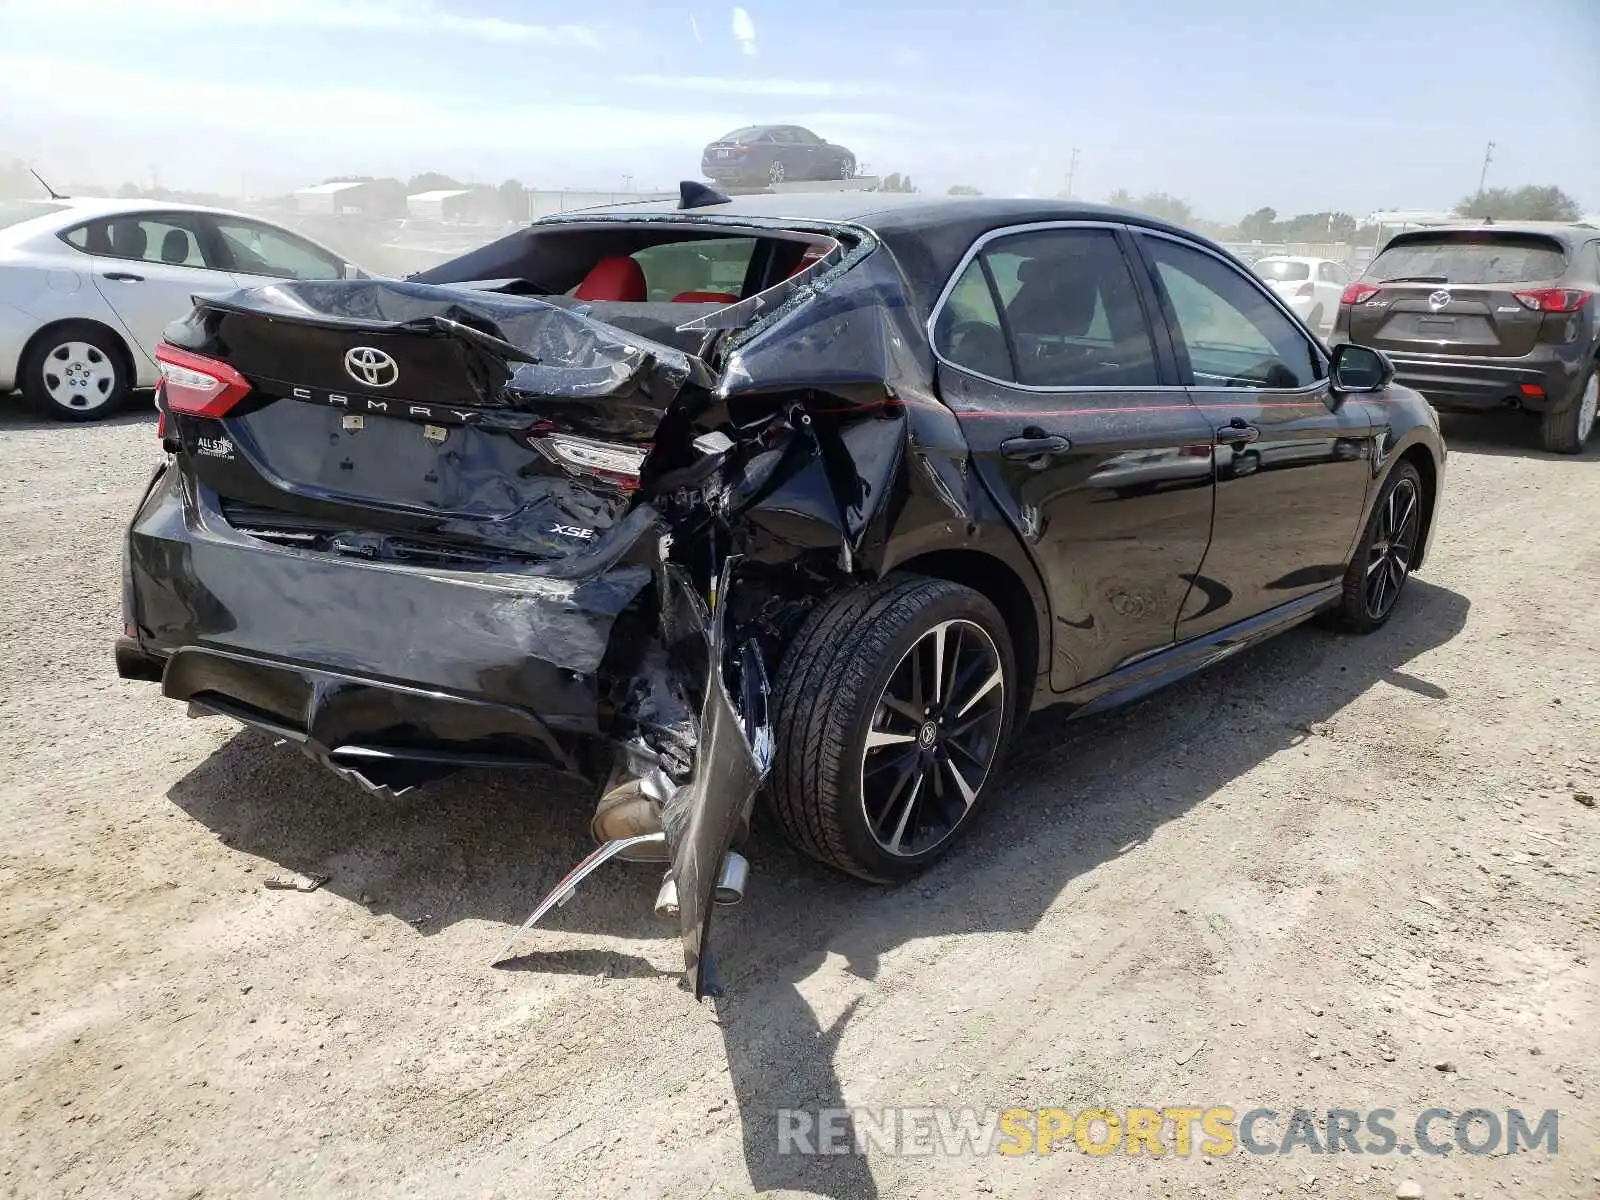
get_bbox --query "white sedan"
[0,197,364,421]
[1251,255,1351,337]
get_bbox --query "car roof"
[547,190,1187,235]
[35,196,258,221]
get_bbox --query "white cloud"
[0,55,732,157]
[731,6,758,57]
[12,0,603,48]
[620,75,899,99]
[688,13,703,44]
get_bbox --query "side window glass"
[1142,235,1321,389]
[96,215,211,267]
[215,220,343,280]
[983,228,1159,388]
[933,258,1013,382]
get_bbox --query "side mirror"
[1329,342,1394,393]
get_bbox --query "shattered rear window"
[631,237,756,302]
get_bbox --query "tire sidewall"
[831,584,1016,880]
[24,326,130,422]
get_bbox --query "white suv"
[0,198,363,421]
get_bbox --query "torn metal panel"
[658,560,772,999]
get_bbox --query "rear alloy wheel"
[768,159,786,185]
[22,325,130,421]
[769,576,1015,882]
[1332,461,1423,633]
[1540,365,1597,455]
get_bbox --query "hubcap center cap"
[917,721,939,749]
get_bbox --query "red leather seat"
[574,256,646,301]
[672,290,739,303]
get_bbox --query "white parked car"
[0,198,365,421]
[1251,255,1351,336]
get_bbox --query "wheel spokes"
[858,617,1005,858]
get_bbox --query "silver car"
[0,197,364,421]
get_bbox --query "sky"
[1,0,1597,221]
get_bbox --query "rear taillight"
[1295,281,1315,298]
[532,433,647,492]
[154,342,251,418]
[1512,288,1591,314]
[1341,283,1380,306]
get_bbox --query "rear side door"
[931,222,1218,691]
[1131,231,1376,637]
[73,211,240,365]
[1346,232,1567,359]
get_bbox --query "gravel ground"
[1,400,1597,1199]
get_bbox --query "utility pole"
[1476,140,1494,199]
[1065,147,1080,199]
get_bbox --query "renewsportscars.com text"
[776,1106,1560,1158]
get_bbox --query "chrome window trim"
[926,220,1191,394]
[1133,226,1330,388]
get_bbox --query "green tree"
[1238,206,1279,241]
[1106,189,1195,228]
[1456,185,1581,222]
[1276,211,1358,241]
[880,172,917,193]
[946,184,982,196]
[407,171,467,194]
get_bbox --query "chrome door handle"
[1217,420,1260,446]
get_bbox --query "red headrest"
[574,256,646,302]
[672,291,738,304]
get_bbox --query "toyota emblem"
[1427,289,1452,312]
[344,346,399,389]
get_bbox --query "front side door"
[1132,231,1376,639]
[931,222,1218,691]
[77,210,240,366]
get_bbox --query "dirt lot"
[2,402,1597,1199]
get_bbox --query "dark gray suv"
[1331,222,1599,452]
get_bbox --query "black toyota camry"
[117,187,1446,995]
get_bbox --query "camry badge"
[344,346,399,389]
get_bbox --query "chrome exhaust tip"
[652,851,749,921]
[714,851,749,905]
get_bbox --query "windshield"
[1368,235,1567,285]
[0,201,68,231]
[1254,259,1310,281]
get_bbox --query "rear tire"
[769,576,1015,883]
[1331,462,1423,634]
[22,323,131,422]
[1540,363,1597,454]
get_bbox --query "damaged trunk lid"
[165,280,715,565]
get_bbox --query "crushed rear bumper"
[119,466,655,785]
